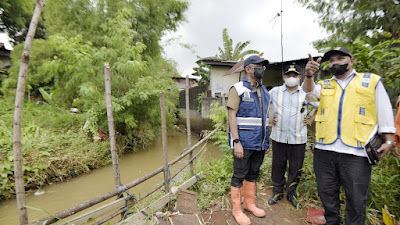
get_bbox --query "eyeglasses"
[248,66,266,70]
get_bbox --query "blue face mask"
[330,64,349,77]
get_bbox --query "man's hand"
[377,143,399,158]
[305,54,322,77]
[270,117,276,126]
[265,148,271,154]
[304,117,311,126]
[234,142,245,159]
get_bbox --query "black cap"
[323,46,353,61]
[284,64,301,74]
[244,55,269,68]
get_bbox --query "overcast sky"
[0,0,329,77]
[161,0,330,77]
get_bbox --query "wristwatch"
[233,138,240,144]
[305,75,313,78]
[385,141,396,148]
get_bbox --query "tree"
[0,0,46,44]
[2,0,188,148]
[192,58,210,85]
[297,0,400,47]
[349,38,400,98]
[217,28,262,60]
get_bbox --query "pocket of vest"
[354,113,375,143]
[355,86,374,106]
[321,88,335,96]
[315,113,327,138]
[239,102,256,115]
[238,125,258,146]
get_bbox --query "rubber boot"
[243,180,266,217]
[231,186,251,225]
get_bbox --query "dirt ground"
[199,186,310,225]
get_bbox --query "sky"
[0,0,329,76]
[161,0,330,77]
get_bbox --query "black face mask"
[254,67,265,80]
[330,64,349,77]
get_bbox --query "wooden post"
[222,93,229,133]
[104,62,122,188]
[160,92,170,193]
[12,0,45,224]
[185,76,193,176]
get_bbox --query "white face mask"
[284,77,300,87]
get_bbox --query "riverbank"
[0,98,211,201]
[0,132,223,224]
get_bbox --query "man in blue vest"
[303,47,399,225]
[267,64,308,209]
[227,55,270,225]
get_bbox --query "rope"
[117,186,138,220]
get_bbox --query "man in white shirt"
[303,47,398,225]
[267,64,307,209]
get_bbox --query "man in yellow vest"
[303,47,399,225]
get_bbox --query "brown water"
[0,132,222,224]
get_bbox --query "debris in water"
[34,191,45,196]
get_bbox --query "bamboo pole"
[33,167,164,224]
[104,62,122,187]
[13,1,45,224]
[160,92,170,193]
[185,76,194,176]
[222,93,229,133]
[33,124,223,224]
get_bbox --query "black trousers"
[231,149,265,187]
[313,149,371,225]
[271,140,305,197]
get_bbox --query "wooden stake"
[104,62,122,187]
[222,93,229,133]
[160,92,170,193]
[185,76,193,176]
[13,1,45,224]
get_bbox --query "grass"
[0,99,114,199]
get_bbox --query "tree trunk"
[13,0,45,224]
[104,62,122,188]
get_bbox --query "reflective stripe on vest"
[236,117,262,126]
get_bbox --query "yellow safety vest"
[315,73,380,149]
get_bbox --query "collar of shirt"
[251,81,260,88]
[332,69,357,87]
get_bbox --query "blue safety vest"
[229,77,270,150]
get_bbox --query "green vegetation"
[217,28,263,60]
[0,0,46,44]
[0,0,189,200]
[0,99,111,199]
[297,0,400,47]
